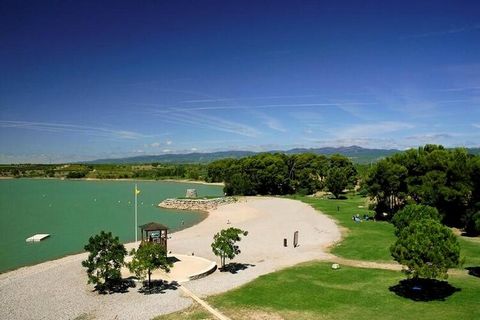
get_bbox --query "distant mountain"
[86,150,257,164]
[283,146,400,163]
[84,146,401,164]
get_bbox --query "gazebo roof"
[139,222,169,231]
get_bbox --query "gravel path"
[0,197,341,320]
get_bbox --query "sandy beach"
[0,197,340,320]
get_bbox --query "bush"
[392,204,441,236]
[464,211,480,236]
[81,231,127,293]
[390,218,460,279]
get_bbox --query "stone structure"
[158,197,236,211]
[185,189,198,198]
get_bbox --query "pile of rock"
[158,197,236,211]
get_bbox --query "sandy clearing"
[0,197,341,320]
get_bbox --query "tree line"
[0,163,206,181]
[366,144,480,235]
[206,153,357,197]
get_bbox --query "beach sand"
[0,197,340,320]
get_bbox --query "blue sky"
[1,1,480,163]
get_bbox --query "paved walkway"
[180,285,231,320]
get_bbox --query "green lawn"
[208,262,480,320]
[291,194,480,269]
[459,236,480,268]
[290,194,396,262]
[156,194,480,320]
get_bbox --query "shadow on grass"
[138,280,180,295]
[220,262,256,274]
[389,278,461,301]
[466,266,480,278]
[96,278,136,294]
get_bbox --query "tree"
[366,160,408,218]
[211,227,248,269]
[464,211,480,236]
[128,242,172,288]
[82,231,127,292]
[390,218,460,280]
[325,167,348,199]
[391,204,441,236]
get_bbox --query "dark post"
[283,238,287,247]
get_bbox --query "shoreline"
[0,176,224,186]
[0,197,341,320]
[0,208,212,276]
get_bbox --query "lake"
[0,179,223,273]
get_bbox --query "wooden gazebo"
[139,222,168,250]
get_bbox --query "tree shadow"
[220,262,255,274]
[328,195,348,200]
[389,278,461,302]
[96,278,136,294]
[167,256,181,264]
[466,267,480,278]
[138,280,180,295]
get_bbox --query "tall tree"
[366,160,408,218]
[391,204,441,236]
[325,167,348,199]
[391,218,460,280]
[82,231,127,293]
[128,242,172,288]
[211,227,248,269]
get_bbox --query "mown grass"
[157,194,480,319]
[459,236,480,268]
[209,262,480,320]
[291,194,480,269]
[289,194,396,262]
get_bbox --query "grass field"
[157,262,480,320]
[157,194,480,319]
[209,262,480,320]
[291,194,480,268]
[291,194,396,262]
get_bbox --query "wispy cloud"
[336,121,415,139]
[181,94,321,103]
[150,102,375,113]
[403,24,480,39]
[0,120,152,140]
[156,110,261,137]
[436,86,480,92]
[473,124,480,129]
[260,115,286,132]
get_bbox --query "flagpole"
[135,183,138,246]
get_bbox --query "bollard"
[283,238,287,247]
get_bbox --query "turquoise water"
[0,179,223,273]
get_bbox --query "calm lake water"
[0,179,223,273]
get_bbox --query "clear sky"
[1,1,480,163]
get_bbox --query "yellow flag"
[135,187,140,195]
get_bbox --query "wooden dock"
[26,234,50,242]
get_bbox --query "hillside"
[85,146,400,164]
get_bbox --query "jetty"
[26,234,50,242]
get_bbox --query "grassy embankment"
[156,194,480,320]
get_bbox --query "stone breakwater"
[158,197,237,211]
